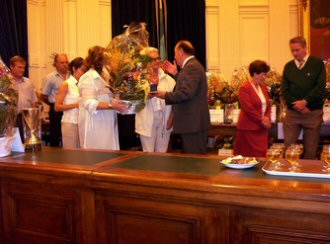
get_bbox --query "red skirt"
[234,129,269,157]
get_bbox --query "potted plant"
[0,56,18,157]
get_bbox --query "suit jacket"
[237,81,271,131]
[165,57,210,134]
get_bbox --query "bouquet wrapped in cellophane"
[0,56,18,137]
[104,22,152,113]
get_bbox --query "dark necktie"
[298,60,305,69]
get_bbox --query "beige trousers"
[61,123,80,149]
[139,111,171,153]
[283,109,323,159]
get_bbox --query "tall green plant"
[0,57,18,137]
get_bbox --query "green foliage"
[0,58,18,137]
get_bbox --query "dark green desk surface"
[3,149,330,184]
[108,155,222,176]
[10,150,123,165]
[101,155,330,183]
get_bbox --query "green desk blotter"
[13,150,123,165]
[108,155,221,176]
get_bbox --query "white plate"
[220,159,259,169]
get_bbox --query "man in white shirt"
[10,55,38,142]
[41,53,69,147]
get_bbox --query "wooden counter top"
[0,148,329,243]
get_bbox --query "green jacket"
[281,55,326,110]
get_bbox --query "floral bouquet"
[264,68,282,105]
[0,56,18,137]
[325,60,330,101]
[207,67,248,107]
[207,72,228,107]
[104,22,152,113]
[227,66,249,103]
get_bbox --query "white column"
[64,0,78,60]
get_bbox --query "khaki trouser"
[139,111,171,152]
[61,122,80,149]
[283,109,323,159]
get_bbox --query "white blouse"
[250,82,266,115]
[62,76,79,124]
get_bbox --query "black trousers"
[180,129,208,154]
[49,103,63,147]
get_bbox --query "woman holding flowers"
[135,47,176,152]
[78,46,128,150]
[234,60,271,157]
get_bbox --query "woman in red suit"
[234,60,271,157]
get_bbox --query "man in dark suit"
[152,40,210,154]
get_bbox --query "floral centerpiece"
[104,22,152,113]
[207,67,247,107]
[264,68,282,105]
[207,72,228,107]
[228,66,249,103]
[0,56,18,156]
[325,59,330,101]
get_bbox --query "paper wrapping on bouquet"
[113,79,146,115]
[104,23,152,114]
[22,108,41,152]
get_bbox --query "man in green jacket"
[282,36,326,159]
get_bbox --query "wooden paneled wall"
[206,0,299,77]
[27,0,299,89]
[27,0,112,90]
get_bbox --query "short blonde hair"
[289,36,306,48]
[140,47,159,57]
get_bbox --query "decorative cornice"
[99,0,111,6]
[239,6,268,15]
[27,0,38,5]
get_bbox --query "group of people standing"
[11,35,326,159]
[38,40,210,154]
[234,36,326,159]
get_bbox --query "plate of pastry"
[220,155,259,169]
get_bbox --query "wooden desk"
[0,148,329,243]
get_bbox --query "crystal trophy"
[22,108,42,152]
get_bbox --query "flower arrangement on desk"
[264,68,282,105]
[0,56,18,157]
[104,22,152,113]
[0,56,18,137]
[207,72,229,107]
[325,59,330,101]
[207,67,249,107]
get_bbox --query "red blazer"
[237,81,271,130]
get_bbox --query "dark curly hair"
[248,60,270,77]
[68,57,84,74]
[84,46,105,75]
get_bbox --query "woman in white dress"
[135,48,176,152]
[78,46,127,150]
[55,57,85,148]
